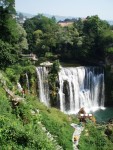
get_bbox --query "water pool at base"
[93,107,113,123]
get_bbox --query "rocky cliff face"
[105,54,113,106]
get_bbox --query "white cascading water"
[36,66,105,114]
[25,73,30,93]
[36,67,50,106]
[17,82,23,92]
[58,67,105,114]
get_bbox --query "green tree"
[0,6,19,43]
[23,18,36,52]
[24,14,58,56]
[0,0,21,68]
[73,18,84,35]
[16,23,28,53]
[55,24,80,60]
[82,15,110,61]
[101,30,113,56]
[0,40,17,68]
[0,0,15,14]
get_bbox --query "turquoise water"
[93,108,113,123]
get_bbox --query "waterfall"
[36,67,50,106]
[58,67,105,114]
[25,73,30,93]
[36,66,105,114]
[17,82,23,92]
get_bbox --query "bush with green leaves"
[5,64,37,95]
[0,89,57,150]
[79,121,113,150]
[48,60,60,106]
[5,64,35,82]
[0,40,18,69]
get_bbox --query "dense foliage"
[0,69,76,149]
[0,87,57,149]
[0,0,28,69]
[1,68,113,149]
[0,1,113,67]
[79,121,113,150]
[23,15,113,64]
[48,60,60,106]
[1,0,113,149]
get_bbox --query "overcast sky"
[15,0,113,20]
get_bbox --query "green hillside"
[0,70,76,149]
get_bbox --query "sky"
[15,0,113,20]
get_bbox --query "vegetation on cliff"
[0,68,76,149]
[1,71,113,149]
[1,0,113,149]
[48,60,60,106]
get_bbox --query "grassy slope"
[0,87,57,149]
[0,65,77,150]
[36,101,76,150]
[0,80,76,150]
[1,67,113,150]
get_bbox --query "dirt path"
[71,123,84,150]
